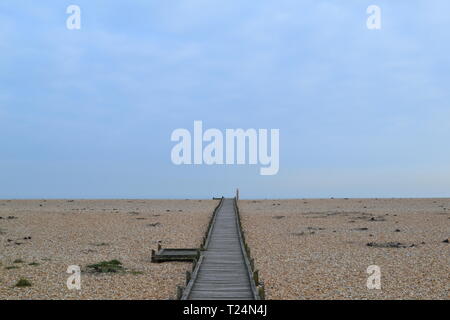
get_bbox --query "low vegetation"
[129,270,144,275]
[5,266,19,270]
[15,278,32,287]
[87,259,124,273]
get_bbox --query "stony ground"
[0,199,215,300]
[240,198,450,300]
[2,198,448,300]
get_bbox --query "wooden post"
[236,188,239,201]
[157,241,161,252]
[253,270,259,285]
[258,285,265,300]
[176,285,184,300]
[151,249,155,262]
[186,271,191,285]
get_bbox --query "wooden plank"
[151,248,199,262]
[184,198,258,300]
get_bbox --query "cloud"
[1,1,450,197]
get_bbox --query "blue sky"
[1,1,450,198]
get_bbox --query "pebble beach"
[240,198,450,300]
[1,198,448,300]
[0,199,215,300]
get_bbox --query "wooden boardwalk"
[183,198,258,300]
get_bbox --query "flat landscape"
[240,198,450,300]
[0,199,215,299]
[1,198,448,300]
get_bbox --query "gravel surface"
[240,198,450,300]
[0,199,215,300]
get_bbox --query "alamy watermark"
[367,5,381,30]
[366,265,381,290]
[170,121,279,175]
[66,265,81,290]
[65,5,380,31]
[66,5,81,30]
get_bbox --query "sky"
[1,1,450,199]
